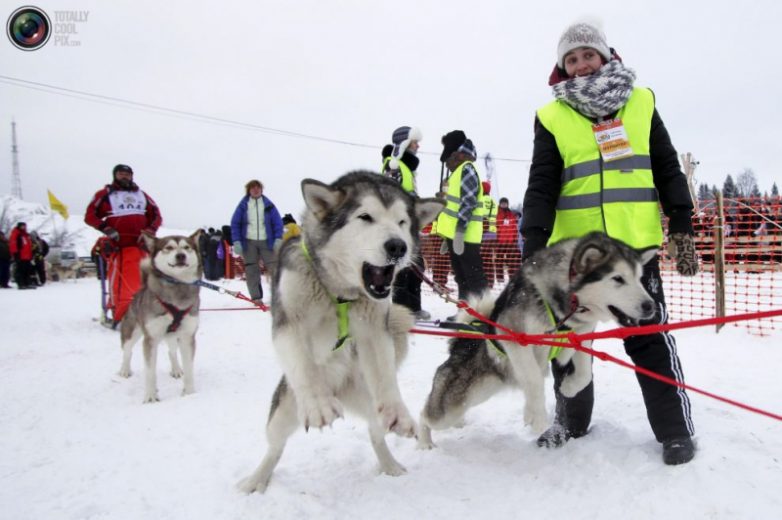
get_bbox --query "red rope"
[412,303,782,422]
[200,291,269,312]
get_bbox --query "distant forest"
[697,168,779,201]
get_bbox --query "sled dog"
[418,232,657,448]
[118,230,203,403]
[238,171,444,493]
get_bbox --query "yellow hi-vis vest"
[436,161,486,243]
[537,87,664,249]
[381,157,415,193]
[482,194,497,234]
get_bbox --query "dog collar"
[300,239,354,350]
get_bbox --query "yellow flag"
[47,189,69,220]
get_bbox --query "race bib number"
[108,190,147,216]
[592,119,634,162]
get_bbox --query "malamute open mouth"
[608,305,638,327]
[362,262,395,299]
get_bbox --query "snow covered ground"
[1,277,780,520]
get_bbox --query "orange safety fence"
[419,196,782,336]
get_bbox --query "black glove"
[103,227,120,242]
[667,233,699,276]
[13,253,20,262]
[521,227,549,262]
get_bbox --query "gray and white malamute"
[418,232,657,448]
[117,231,203,403]
[238,171,444,494]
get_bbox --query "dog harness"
[543,300,572,361]
[300,240,354,351]
[438,319,507,357]
[155,296,192,333]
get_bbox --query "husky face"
[141,230,203,283]
[569,233,657,327]
[301,171,443,300]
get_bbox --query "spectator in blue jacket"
[230,180,283,303]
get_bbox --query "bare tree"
[735,168,760,198]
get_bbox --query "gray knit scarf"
[551,60,637,119]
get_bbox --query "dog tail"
[446,291,497,360]
[451,292,496,324]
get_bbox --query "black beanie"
[112,164,133,177]
[440,130,467,162]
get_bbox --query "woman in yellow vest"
[437,130,488,306]
[381,126,431,321]
[521,21,698,465]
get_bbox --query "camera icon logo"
[7,6,51,51]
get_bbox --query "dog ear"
[139,230,156,253]
[637,246,658,266]
[189,229,203,250]
[301,179,343,220]
[415,198,445,229]
[572,235,611,274]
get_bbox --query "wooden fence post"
[714,191,726,332]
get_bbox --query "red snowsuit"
[85,181,162,322]
[495,207,520,281]
[8,227,33,260]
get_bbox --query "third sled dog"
[118,230,203,403]
[418,232,657,448]
[238,171,444,494]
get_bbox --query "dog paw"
[378,403,417,438]
[415,423,436,450]
[523,404,548,434]
[299,395,343,431]
[181,386,195,396]
[143,393,160,404]
[379,460,407,477]
[117,368,132,378]
[170,368,183,379]
[236,475,269,495]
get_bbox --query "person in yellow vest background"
[521,21,699,465]
[480,181,498,287]
[437,130,488,313]
[381,126,431,320]
[281,213,301,242]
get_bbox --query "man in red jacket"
[85,164,162,326]
[8,222,36,289]
[495,197,520,283]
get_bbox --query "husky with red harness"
[117,231,203,403]
[84,164,162,328]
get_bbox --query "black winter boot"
[536,423,589,448]
[662,436,695,465]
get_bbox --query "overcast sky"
[2,0,780,229]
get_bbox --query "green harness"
[300,240,353,351]
[543,300,571,361]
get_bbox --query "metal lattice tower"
[10,120,23,199]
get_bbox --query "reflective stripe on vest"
[381,157,415,193]
[482,194,497,233]
[537,87,663,249]
[435,161,485,243]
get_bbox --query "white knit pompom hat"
[389,126,423,170]
[557,21,611,68]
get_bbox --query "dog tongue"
[370,266,390,287]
